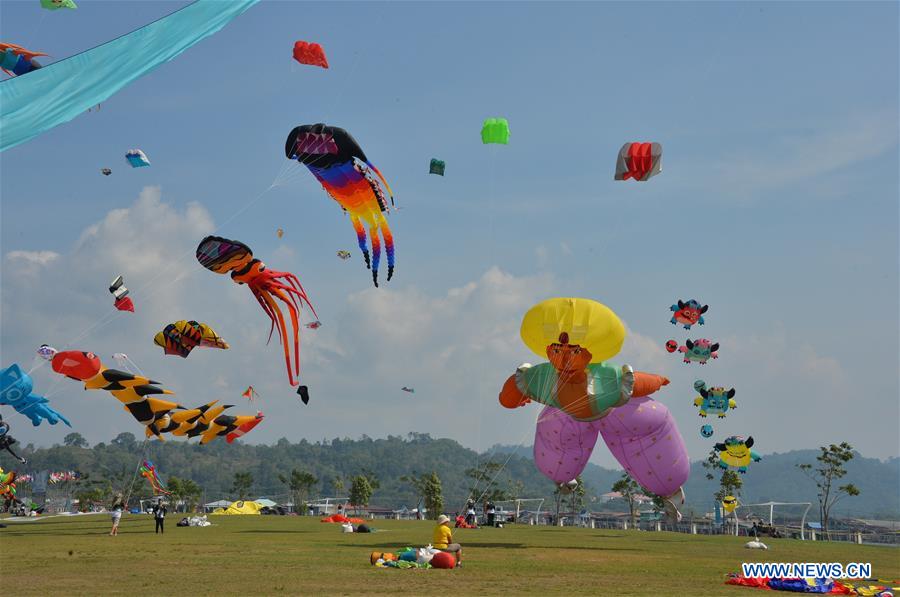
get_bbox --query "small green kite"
[41,0,77,10]
[481,118,509,144]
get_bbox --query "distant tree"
[167,476,184,510]
[279,469,319,514]
[798,442,860,536]
[110,432,137,450]
[231,472,254,500]
[611,474,642,528]
[180,479,202,512]
[649,493,666,515]
[400,471,444,519]
[569,476,586,516]
[63,432,88,448]
[554,476,586,525]
[347,471,380,514]
[465,461,509,503]
[332,476,345,497]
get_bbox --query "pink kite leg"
[598,396,689,498]
[533,405,603,484]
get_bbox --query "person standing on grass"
[109,493,125,536]
[433,515,463,567]
[153,499,167,534]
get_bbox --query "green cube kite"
[481,118,510,144]
[429,158,445,176]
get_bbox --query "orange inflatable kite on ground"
[321,513,364,524]
[293,41,328,68]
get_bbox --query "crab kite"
[196,236,317,387]
[154,320,229,358]
[614,142,662,181]
[0,364,71,427]
[498,298,690,521]
[1,43,47,77]
[293,41,328,68]
[285,123,395,286]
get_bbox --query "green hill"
[3,433,897,518]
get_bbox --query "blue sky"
[1,1,897,467]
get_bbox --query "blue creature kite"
[693,380,736,418]
[0,364,71,427]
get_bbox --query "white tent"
[204,500,232,508]
[254,498,277,508]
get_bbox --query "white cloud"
[707,109,898,197]
[4,250,61,278]
[5,250,60,266]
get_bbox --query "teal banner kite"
[0,0,257,152]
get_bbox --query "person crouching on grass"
[433,515,463,567]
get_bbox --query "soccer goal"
[737,501,813,540]
[494,498,545,524]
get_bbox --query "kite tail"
[350,216,371,271]
[379,215,395,281]
[369,222,381,287]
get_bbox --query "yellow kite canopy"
[520,298,626,363]
[211,500,263,515]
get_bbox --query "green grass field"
[2,514,897,595]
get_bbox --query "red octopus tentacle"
[251,286,281,346]
[259,289,296,386]
[264,270,319,321]
[269,286,301,380]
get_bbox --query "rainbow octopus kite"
[284,123,395,287]
[196,236,317,387]
[498,298,690,521]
